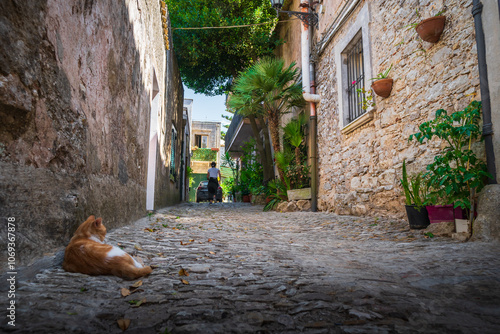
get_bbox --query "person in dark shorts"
[207,162,221,204]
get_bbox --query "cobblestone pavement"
[2,202,500,333]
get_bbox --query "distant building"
[189,121,221,201]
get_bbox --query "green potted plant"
[409,100,492,223]
[370,64,393,98]
[406,9,446,43]
[401,160,430,229]
[416,11,446,43]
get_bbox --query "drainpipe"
[472,0,497,184]
[300,0,321,211]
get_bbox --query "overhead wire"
[171,18,298,31]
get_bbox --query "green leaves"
[166,0,280,95]
[400,160,426,207]
[370,63,393,80]
[408,100,491,209]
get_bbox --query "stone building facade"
[0,0,184,267]
[276,0,496,218]
[189,121,222,201]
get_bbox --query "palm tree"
[230,57,305,181]
[227,89,274,183]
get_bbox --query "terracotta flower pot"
[371,78,393,98]
[416,16,446,43]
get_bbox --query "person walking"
[207,162,221,204]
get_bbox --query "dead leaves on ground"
[178,268,189,277]
[117,318,131,331]
[120,280,143,297]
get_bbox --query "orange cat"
[63,215,153,280]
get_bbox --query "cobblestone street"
[3,203,500,333]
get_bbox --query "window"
[170,125,177,177]
[345,35,365,123]
[194,134,208,148]
[334,2,373,133]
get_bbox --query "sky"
[184,86,232,131]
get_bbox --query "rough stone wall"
[0,0,183,268]
[314,0,481,217]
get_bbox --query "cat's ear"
[94,217,102,227]
[87,215,95,221]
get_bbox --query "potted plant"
[416,12,446,43]
[409,100,492,224]
[406,9,446,44]
[370,64,393,98]
[401,160,430,229]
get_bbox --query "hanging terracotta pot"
[371,78,393,98]
[416,16,446,43]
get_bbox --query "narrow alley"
[2,203,499,334]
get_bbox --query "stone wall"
[312,0,481,217]
[0,0,184,268]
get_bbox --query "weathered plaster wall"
[0,0,183,268]
[313,0,481,217]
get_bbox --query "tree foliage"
[229,57,305,181]
[166,0,280,96]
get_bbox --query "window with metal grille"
[345,36,365,123]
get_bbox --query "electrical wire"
[172,18,298,31]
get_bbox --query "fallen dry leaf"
[209,251,215,255]
[130,280,143,288]
[181,279,189,285]
[180,241,192,246]
[208,238,212,242]
[134,245,143,251]
[179,268,189,276]
[117,318,131,331]
[121,288,131,297]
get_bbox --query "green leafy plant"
[191,148,217,161]
[400,159,428,208]
[356,87,376,110]
[409,100,492,211]
[186,166,194,188]
[370,64,393,81]
[229,57,305,183]
[281,114,310,190]
[238,139,264,197]
[263,178,288,211]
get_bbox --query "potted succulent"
[401,160,430,229]
[416,13,446,43]
[406,9,446,43]
[370,64,393,98]
[409,100,492,224]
